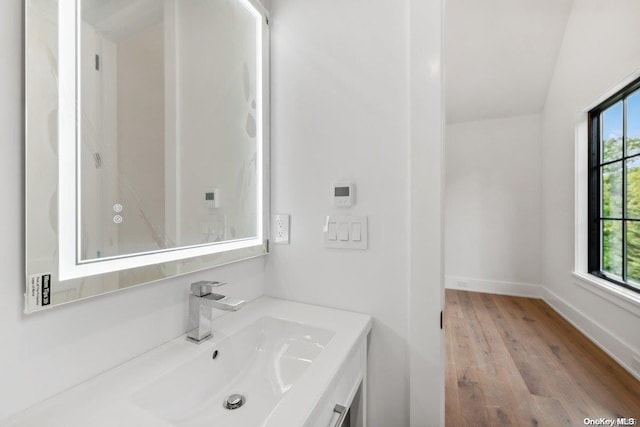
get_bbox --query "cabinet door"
[306,341,365,427]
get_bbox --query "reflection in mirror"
[79,0,258,261]
[25,0,269,313]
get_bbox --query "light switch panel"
[324,215,368,249]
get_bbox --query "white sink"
[2,297,371,427]
[132,317,335,426]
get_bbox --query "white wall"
[264,0,445,425]
[408,0,445,424]
[264,0,412,425]
[0,1,265,420]
[445,114,543,294]
[541,0,640,377]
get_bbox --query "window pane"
[602,162,623,218]
[627,221,640,287]
[627,156,640,218]
[627,90,640,157]
[601,102,623,162]
[602,220,623,278]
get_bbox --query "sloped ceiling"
[445,0,574,123]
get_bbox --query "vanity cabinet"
[3,298,371,427]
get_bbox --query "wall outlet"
[274,214,290,244]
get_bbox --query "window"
[589,77,640,293]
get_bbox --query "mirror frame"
[25,0,270,313]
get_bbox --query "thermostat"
[205,188,220,209]
[333,182,355,208]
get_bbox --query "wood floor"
[445,290,640,427]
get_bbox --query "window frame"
[588,76,640,294]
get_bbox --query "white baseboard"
[445,275,640,380]
[540,287,640,382]
[445,276,542,298]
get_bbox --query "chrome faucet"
[186,281,245,344]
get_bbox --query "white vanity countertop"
[2,297,371,427]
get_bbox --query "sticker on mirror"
[27,273,51,310]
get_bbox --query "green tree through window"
[590,82,640,293]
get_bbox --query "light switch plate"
[324,215,367,249]
[274,214,290,244]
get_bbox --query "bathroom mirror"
[25,0,269,313]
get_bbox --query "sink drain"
[224,394,245,410]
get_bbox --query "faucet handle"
[191,281,227,296]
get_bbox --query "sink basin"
[3,297,371,427]
[132,316,335,426]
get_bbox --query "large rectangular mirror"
[25,0,269,313]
